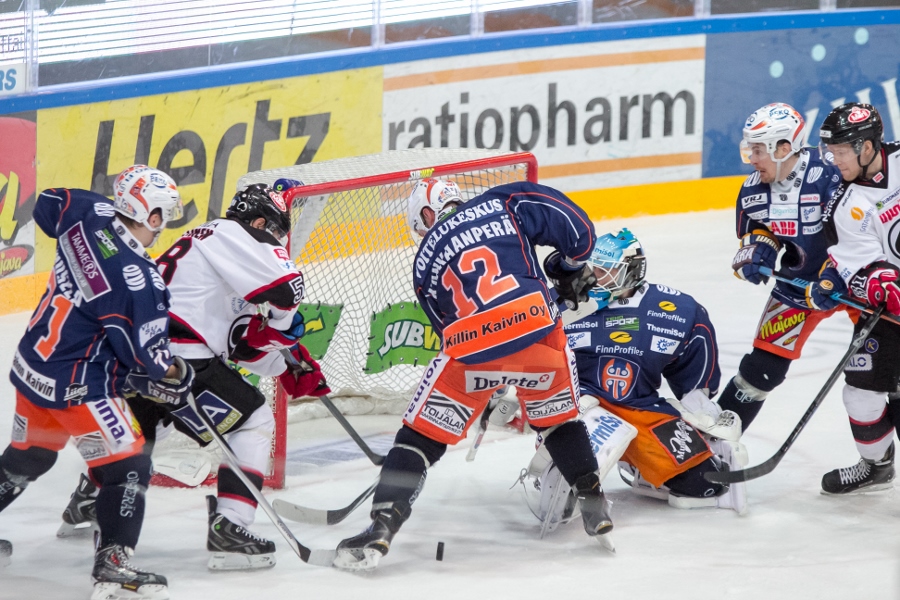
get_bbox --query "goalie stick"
[273,479,378,525]
[185,393,336,566]
[279,348,386,466]
[704,303,887,485]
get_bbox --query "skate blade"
[208,551,276,571]
[596,532,616,554]
[91,582,169,600]
[57,520,99,538]
[820,481,895,496]
[332,548,383,571]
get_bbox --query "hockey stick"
[704,303,887,485]
[185,393,336,566]
[279,349,386,466]
[273,478,379,525]
[759,266,900,327]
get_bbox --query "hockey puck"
[436,541,444,561]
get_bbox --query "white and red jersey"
[156,218,305,377]
[825,142,900,287]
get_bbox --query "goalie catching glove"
[666,389,741,442]
[732,229,780,285]
[279,344,331,400]
[125,356,195,407]
[849,261,900,315]
[543,251,597,310]
[244,312,306,352]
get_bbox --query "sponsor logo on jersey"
[566,319,599,330]
[741,194,766,209]
[743,172,761,187]
[94,229,119,259]
[873,172,885,183]
[647,309,687,323]
[600,358,637,400]
[846,353,872,371]
[171,390,243,443]
[769,220,797,237]
[566,331,591,349]
[806,167,823,184]
[594,344,644,356]
[73,431,110,462]
[654,284,681,296]
[800,193,820,204]
[94,202,116,217]
[850,206,866,220]
[604,315,639,330]
[782,334,800,346]
[651,419,706,465]
[64,384,88,403]
[651,335,679,354]
[406,354,447,422]
[647,322,684,338]
[658,301,677,311]
[769,204,799,219]
[149,269,165,291]
[122,264,146,291]
[11,351,56,401]
[865,338,879,353]
[609,331,632,343]
[419,393,473,437]
[803,223,824,235]
[59,222,111,302]
[88,398,139,447]
[801,205,822,223]
[524,392,575,421]
[11,414,26,444]
[747,209,768,221]
[879,204,900,224]
[139,317,168,346]
[464,370,555,392]
[758,308,806,341]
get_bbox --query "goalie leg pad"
[581,403,638,481]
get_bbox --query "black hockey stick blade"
[279,349,386,466]
[704,304,887,485]
[274,479,378,526]
[185,393,335,566]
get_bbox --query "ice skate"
[0,539,11,568]
[573,473,615,552]
[91,543,168,600]
[333,509,402,571]
[821,444,895,495]
[206,496,276,571]
[58,473,99,538]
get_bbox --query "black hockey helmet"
[819,102,883,155]
[227,183,291,244]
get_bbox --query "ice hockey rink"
[1,208,898,600]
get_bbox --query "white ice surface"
[2,208,899,599]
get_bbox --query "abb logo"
[769,221,797,237]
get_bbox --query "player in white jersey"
[59,183,330,570]
[816,102,900,494]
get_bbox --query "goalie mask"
[588,228,646,309]
[227,183,292,245]
[407,178,463,237]
[740,103,805,180]
[112,165,183,245]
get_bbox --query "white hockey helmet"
[740,102,805,164]
[407,178,463,237]
[587,228,646,309]
[113,165,183,237]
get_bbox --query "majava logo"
[0,245,34,278]
[0,115,37,278]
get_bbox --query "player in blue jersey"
[332,178,611,570]
[543,230,747,516]
[0,165,192,599]
[717,103,848,432]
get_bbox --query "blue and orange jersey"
[11,188,174,408]
[413,181,596,364]
[735,147,841,308]
[564,283,720,414]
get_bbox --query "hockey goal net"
[152,149,537,489]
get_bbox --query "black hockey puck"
[436,541,444,561]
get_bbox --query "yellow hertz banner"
[35,68,383,271]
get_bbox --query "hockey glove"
[850,261,900,315]
[244,312,305,352]
[125,356,195,407]
[805,263,846,311]
[279,344,331,400]
[543,251,597,310]
[732,230,780,285]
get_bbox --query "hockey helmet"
[407,178,463,237]
[112,165,183,243]
[587,228,646,309]
[740,103,805,164]
[227,183,292,245]
[819,102,883,157]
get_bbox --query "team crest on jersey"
[599,358,637,400]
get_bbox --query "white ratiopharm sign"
[383,35,705,191]
[0,62,26,96]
